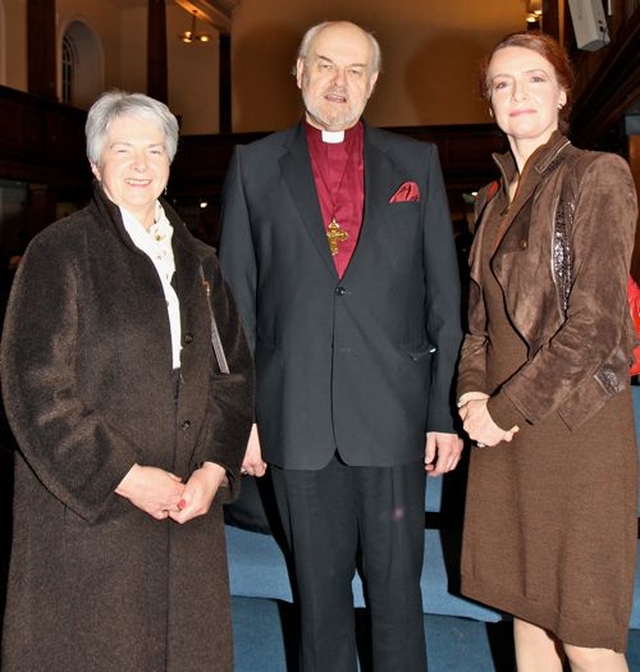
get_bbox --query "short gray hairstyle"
[295,21,382,75]
[85,90,180,167]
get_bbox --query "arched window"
[59,20,103,109]
[61,34,75,105]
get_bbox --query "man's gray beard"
[303,95,360,131]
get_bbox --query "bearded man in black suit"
[219,20,463,672]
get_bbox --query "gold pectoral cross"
[326,218,349,256]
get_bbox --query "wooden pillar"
[27,0,57,100]
[147,0,168,103]
[219,32,232,133]
[542,0,560,40]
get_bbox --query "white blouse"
[120,202,182,369]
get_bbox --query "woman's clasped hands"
[457,391,519,447]
[116,462,226,523]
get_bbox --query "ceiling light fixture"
[526,10,542,26]
[179,10,211,44]
[525,0,542,28]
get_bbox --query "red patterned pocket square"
[389,181,420,203]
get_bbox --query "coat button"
[519,239,528,249]
[335,286,347,296]
[184,333,194,344]
[181,420,192,431]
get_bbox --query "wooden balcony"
[0,84,508,244]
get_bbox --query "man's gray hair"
[85,90,180,167]
[295,21,382,75]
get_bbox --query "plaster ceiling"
[109,0,239,30]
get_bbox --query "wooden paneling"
[169,124,507,211]
[168,124,507,245]
[0,82,509,244]
[0,86,89,194]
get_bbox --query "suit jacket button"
[519,239,528,249]
[181,420,191,430]
[335,286,347,296]
[184,333,194,344]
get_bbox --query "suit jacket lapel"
[341,126,403,278]
[363,128,399,223]
[279,123,406,280]
[280,123,338,278]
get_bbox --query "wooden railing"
[0,84,507,209]
[169,124,507,211]
[0,83,508,243]
[0,85,89,196]
[167,125,507,244]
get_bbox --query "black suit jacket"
[219,121,462,469]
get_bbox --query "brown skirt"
[461,389,638,652]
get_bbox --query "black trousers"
[271,455,427,672]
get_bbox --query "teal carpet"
[231,596,640,671]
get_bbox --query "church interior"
[0,1,639,670]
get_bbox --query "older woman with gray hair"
[0,90,254,671]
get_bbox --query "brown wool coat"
[0,184,254,671]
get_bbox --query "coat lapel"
[341,127,405,278]
[280,124,338,278]
[363,128,402,225]
[278,123,407,280]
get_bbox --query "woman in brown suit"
[0,91,253,671]
[457,32,638,671]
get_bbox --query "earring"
[558,103,564,110]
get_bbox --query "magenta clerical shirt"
[306,121,364,278]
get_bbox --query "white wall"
[2,0,27,90]
[63,1,219,134]
[57,0,120,92]
[1,0,528,133]
[229,0,527,131]
[166,3,220,135]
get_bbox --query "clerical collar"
[305,120,362,144]
[322,130,344,144]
